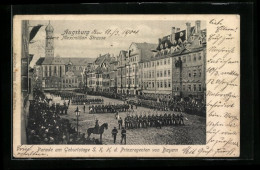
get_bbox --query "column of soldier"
[138,99,169,111]
[168,100,206,116]
[71,98,104,105]
[26,89,100,144]
[89,104,131,114]
[124,112,185,129]
[48,91,78,100]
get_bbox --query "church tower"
[45,21,54,58]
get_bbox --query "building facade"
[35,22,95,91]
[144,20,207,101]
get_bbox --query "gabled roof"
[41,57,96,66]
[63,58,96,66]
[35,57,45,65]
[133,42,157,62]
[42,57,54,65]
[94,54,110,65]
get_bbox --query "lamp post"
[75,106,80,136]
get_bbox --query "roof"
[133,42,157,62]
[156,27,195,51]
[94,54,110,65]
[35,57,45,65]
[63,58,96,66]
[41,57,95,66]
[42,57,54,65]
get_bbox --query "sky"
[29,20,206,67]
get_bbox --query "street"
[58,95,206,145]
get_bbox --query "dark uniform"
[121,127,126,144]
[95,120,99,133]
[118,117,123,129]
[112,127,118,144]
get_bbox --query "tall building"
[86,53,112,92]
[126,42,157,95]
[140,20,207,101]
[116,50,128,94]
[35,22,95,91]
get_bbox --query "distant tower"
[45,21,54,58]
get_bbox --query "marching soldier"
[118,117,123,130]
[111,127,118,144]
[121,127,126,144]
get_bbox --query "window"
[193,70,197,77]
[183,85,185,91]
[188,71,191,77]
[199,84,202,91]
[152,71,154,78]
[183,56,186,63]
[157,82,160,88]
[152,62,154,67]
[164,70,167,77]
[49,66,52,76]
[199,69,202,77]
[63,79,65,83]
[157,61,159,66]
[188,55,191,62]
[160,71,163,77]
[193,54,196,61]
[72,79,74,83]
[168,70,171,76]
[176,86,179,91]
[168,59,170,64]
[157,71,159,77]
[198,53,202,60]
[149,71,151,78]
[152,82,155,88]
[168,80,171,88]
[188,85,191,91]
[164,80,167,88]
[160,60,163,65]
[66,79,68,83]
[160,81,163,88]
[193,84,196,91]
[164,59,167,65]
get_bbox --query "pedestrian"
[118,117,123,129]
[111,127,118,144]
[121,127,126,144]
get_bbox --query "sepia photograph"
[21,19,206,145]
[13,15,240,158]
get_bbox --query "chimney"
[171,27,175,34]
[176,28,180,32]
[186,22,191,38]
[195,20,201,34]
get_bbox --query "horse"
[87,123,108,143]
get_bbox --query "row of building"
[34,20,206,100]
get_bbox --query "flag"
[29,25,43,42]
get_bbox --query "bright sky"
[29,20,206,67]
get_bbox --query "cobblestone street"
[59,95,206,145]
